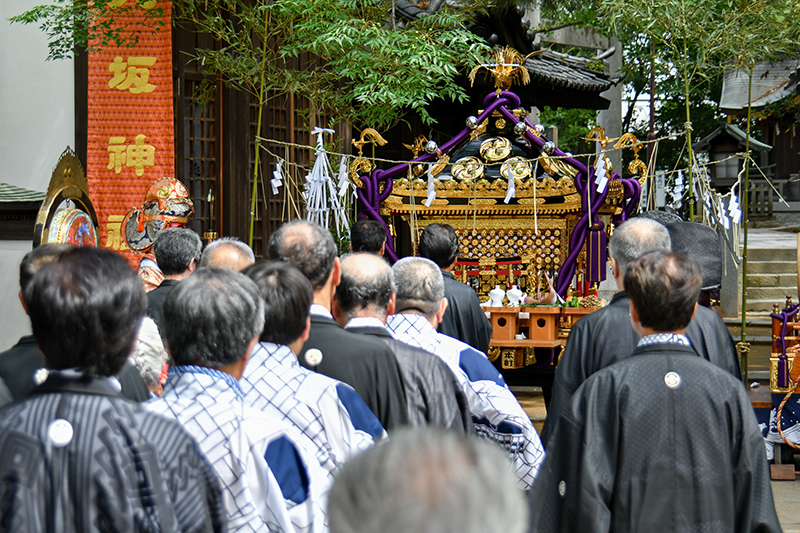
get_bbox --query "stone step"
[746,287,798,303]
[725,316,773,330]
[747,299,794,313]
[747,273,798,288]
[746,260,797,274]
[744,248,797,262]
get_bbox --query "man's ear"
[387,293,396,316]
[628,299,644,338]
[187,258,197,273]
[331,294,346,326]
[629,299,639,324]
[379,242,386,257]
[18,290,28,315]
[690,302,698,321]
[331,256,342,287]
[611,257,619,279]
[435,298,448,324]
[301,316,311,343]
[243,337,258,365]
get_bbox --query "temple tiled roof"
[0,182,46,209]
[393,1,622,109]
[720,60,800,113]
[525,48,619,93]
[692,122,772,153]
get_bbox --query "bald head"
[268,220,337,291]
[608,218,671,285]
[336,253,395,322]
[200,238,255,271]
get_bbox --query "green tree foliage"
[9,0,165,60]
[541,0,800,220]
[11,0,502,130]
[537,106,596,156]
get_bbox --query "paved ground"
[742,227,798,251]
[513,386,800,530]
[773,477,800,532]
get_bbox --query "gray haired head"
[329,427,528,533]
[608,218,671,278]
[267,220,337,291]
[162,268,265,367]
[130,316,167,391]
[200,237,255,271]
[153,227,203,276]
[337,253,395,322]
[392,257,444,318]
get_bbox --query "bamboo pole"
[740,64,754,382]
[249,7,271,247]
[681,0,695,222]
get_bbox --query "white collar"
[344,317,386,330]
[637,333,692,348]
[310,304,333,319]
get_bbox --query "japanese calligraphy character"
[108,0,158,9]
[105,214,129,251]
[126,134,156,177]
[107,137,127,174]
[108,56,157,94]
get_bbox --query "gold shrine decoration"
[352,128,387,157]
[585,126,615,149]
[34,148,100,247]
[468,46,543,91]
[409,218,570,300]
[403,136,428,159]
[350,128,387,187]
[615,133,647,183]
[586,125,616,175]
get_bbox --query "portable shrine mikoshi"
[349,87,646,371]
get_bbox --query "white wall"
[0,1,74,350]
[0,1,75,192]
[0,242,33,351]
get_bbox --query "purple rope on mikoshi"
[356,88,643,284]
[771,303,800,388]
[553,164,612,296]
[613,178,642,226]
[358,91,525,262]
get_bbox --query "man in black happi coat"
[529,251,779,533]
[0,247,225,532]
[541,217,741,445]
[419,223,492,354]
[335,252,471,432]
[0,243,148,406]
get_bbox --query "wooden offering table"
[485,305,599,370]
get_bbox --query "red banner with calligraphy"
[86,0,173,263]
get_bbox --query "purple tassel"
[586,221,607,283]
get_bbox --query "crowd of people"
[0,215,783,532]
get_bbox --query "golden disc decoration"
[479,137,512,162]
[452,156,485,180]
[500,157,532,179]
